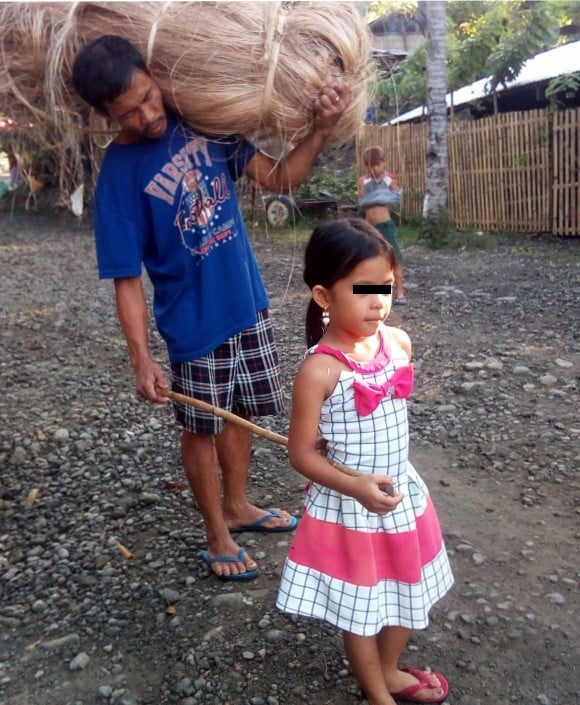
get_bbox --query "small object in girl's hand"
[380,484,395,497]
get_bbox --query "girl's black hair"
[304,218,399,347]
[72,35,149,112]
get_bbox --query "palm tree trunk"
[423,0,448,215]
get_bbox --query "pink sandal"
[391,667,449,703]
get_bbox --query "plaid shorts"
[170,309,284,435]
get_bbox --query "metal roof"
[386,40,580,125]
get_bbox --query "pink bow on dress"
[352,364,414,416]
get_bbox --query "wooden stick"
[157,387,290,446]
[155,387,393,489]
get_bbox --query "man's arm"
[114,276,169,403]
[244,83,349,193]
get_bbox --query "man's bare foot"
[199,545,258,581]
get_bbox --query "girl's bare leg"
[342,631,396,705]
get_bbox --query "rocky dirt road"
[0,213,578,705]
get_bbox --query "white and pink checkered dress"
[276,326,454,636]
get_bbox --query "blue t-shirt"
[94,117,269,362]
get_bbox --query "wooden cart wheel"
[265,195,295,226]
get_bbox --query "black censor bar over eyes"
[352,284,393,295]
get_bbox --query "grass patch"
[418,210,496,251]
[546,249,580,266]
[422,228,496,251]
[246,217,313,246]
[396,221,422,246]
[244,209,497,252]
[393,215,495,251]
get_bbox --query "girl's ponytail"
[305,299,325,348]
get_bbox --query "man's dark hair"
[72,35,148,111]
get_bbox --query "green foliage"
[366,0,420,24]
[419,208,454,248]
[545,71,580,110]
[447,2,509,91]
[375,0,578,123]
[419,208,494,250]
[249,222,314,245]
[396,218,422,245]
[484,2,560,92]
[376,47,428,119]
[295,164,358,203]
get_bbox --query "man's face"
[104,69,167,143]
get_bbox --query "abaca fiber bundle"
[0,1,373,205]
[70,1,372,144]
[2,1,372,144]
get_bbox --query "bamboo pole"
[156,387,395,495]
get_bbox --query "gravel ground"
[0,212,579,705]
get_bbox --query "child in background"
[7,152,20,190]
[358,146,407,305]
[277,218,453,705]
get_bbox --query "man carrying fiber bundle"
[72,35,348,582]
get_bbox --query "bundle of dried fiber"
[0,2,89,203]
[0,3,66,127]
[1,2,373,208]
[52,0,373,144]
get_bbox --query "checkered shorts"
[170,309,284,435]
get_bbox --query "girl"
[276,219,454,704]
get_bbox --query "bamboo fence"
[357,106,580,236]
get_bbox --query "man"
[72,35,348,581]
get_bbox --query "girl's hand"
[351,474,404,514]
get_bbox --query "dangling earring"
[321,308,330,329]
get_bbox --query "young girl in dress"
[276,218,454,705]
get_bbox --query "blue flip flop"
[199,548,259,581]
[229,509,298,534]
